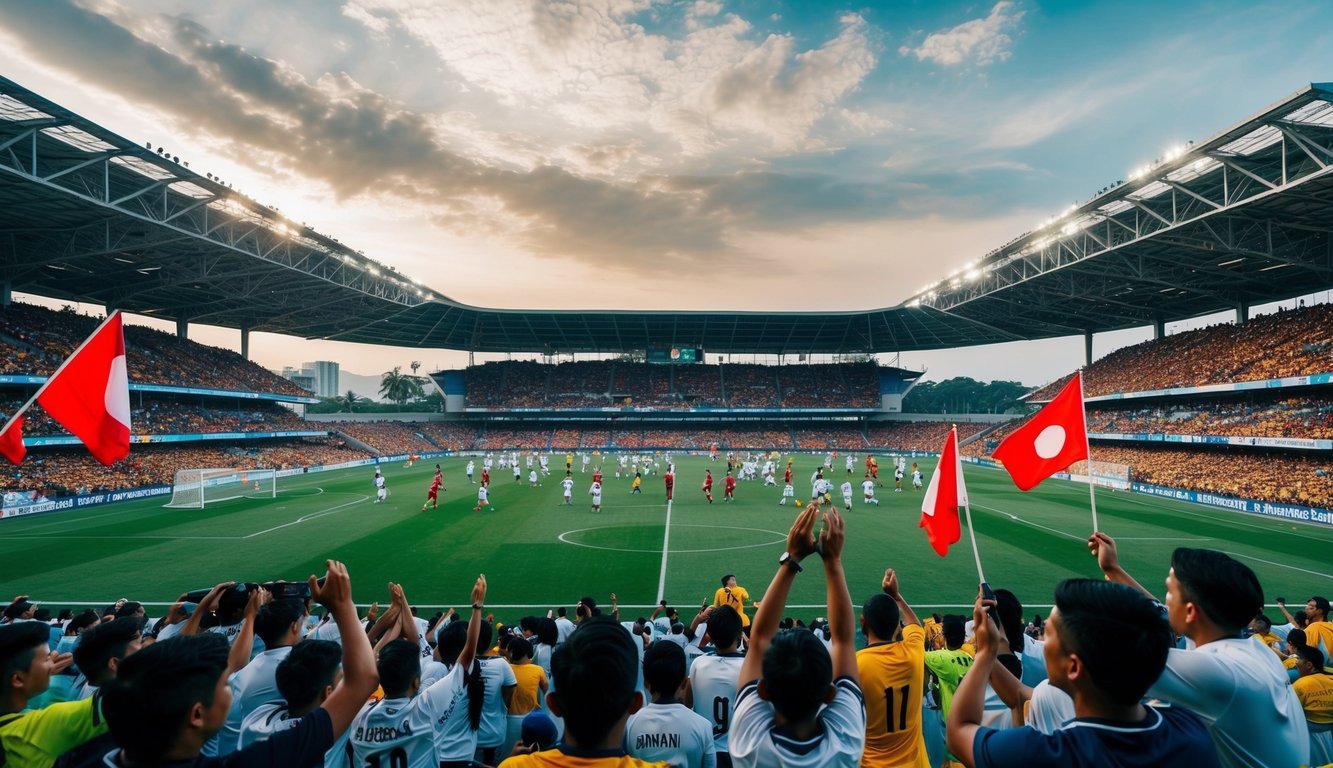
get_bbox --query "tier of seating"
[1,397,307,437]
[462,361,881,409]
[1085,395,1333,440]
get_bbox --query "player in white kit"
[589,480,602,512]
[561,473,575,505]
[862,475,880,506]
[840,480,854,511]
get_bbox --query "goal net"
[164,468,277,508]
[1065,460,1131,491]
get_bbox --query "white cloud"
[899,1,1023,67]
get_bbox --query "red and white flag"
[0,414,25,465]
[35,312,132,467]
[992,372,1088,491]
[920,426,968,557]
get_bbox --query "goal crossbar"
[164,468,276,509]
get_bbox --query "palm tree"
[342,390,361,413]
[379,367,425,409]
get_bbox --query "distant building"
[303,361,340,397]
[279,366,318,394]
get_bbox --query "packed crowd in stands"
[3,505,1328,767]
[866,421,989,453]
[462,360,881,410]
[1030,302,1333,400]
[1,397,307,438]
[1,439,365,500]
[325,421,437,456]
[1085,395,1333,440]
[0,302,308,396]
[1088,444,1333,507]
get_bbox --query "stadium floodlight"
[165,468,277,509]
[965,269,981,282]
[1061,222,1079,237]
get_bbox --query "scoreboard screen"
[646,345,702,364]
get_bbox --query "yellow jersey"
[0,695,108,768]
[510,663,548,715]
[500,748,667,768]
[713,586,751,627]
[856,624,929,768]
[1293,672,1333,724]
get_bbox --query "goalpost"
[1065,460,1132,491]
[164,468,277,508]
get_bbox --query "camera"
[182,577,324,603]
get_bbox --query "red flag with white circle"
[992,372,1088,491]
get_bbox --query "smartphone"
[980,582,997,622]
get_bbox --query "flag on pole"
[0,415,25,465]
[35,312,132,467]
[992,372,1088,491]
[920,426,968,557]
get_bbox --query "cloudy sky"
[1,0,1328,388]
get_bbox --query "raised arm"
[946,589,999,766]
[738,503,819,689]
[882,569,918,628]
[227,586,271,675]
[314,561,379,736]
[180,581,236,637]
[456,575,487,670]
[1088,532,1158,601]
[820,508,857,682]
[390,583,419,648]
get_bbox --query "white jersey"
[477,486,488,503]
[238,701,348,768]
[845,457,855,472]
[513,465,522,479]
[782,484,795,498]
[562,478,575,497]
[590,481,602,499]
[554,616,576,643]
[730,677,865,768]
[912,470,923,487]
[689,652,746,753]
[1147,636,1309,768]
[862,480,875,498]
[476,655,518,748]
[374,474,385,489]
[350,665,467,768]
[218,646,293,755]
[625,702,718,768]
[377,486,388,501]
[467,461,475,476]
[529,470,538,484]
[840,481,853,500]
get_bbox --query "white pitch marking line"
[243,495,370,538]
[1220,551,1333,580]
[655,499,672,604]
[972,503,1084,541]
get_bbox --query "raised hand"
[818,507,845,561]
[310,560,351,609]
[787,503,819,560]
[471,574,487,605]
[882,568,899,598]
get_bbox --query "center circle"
[558,524,787,554]
[1033,424,1066,459]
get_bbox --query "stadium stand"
[1085,395,1333,440]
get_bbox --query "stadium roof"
[1,76,1331,355]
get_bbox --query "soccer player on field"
[514,463,522,483]
[780,480,795,506]
[665,469,675,501]
[631,471,642,494]
[475,483,493,513]
[894,464,904,493]
[840,480,854,512]
[589,480,603,512]
[561,473,575,505]
[373,469,386,503]
[783,464,793,486]
[529,469,539,488]
[481,466,490,487]
[702,469,714,504]
[723,471,736,503]
[467,460,475,484]
[862,475,880,506]
[422,473,443,511]
[846,455,855,475]
[911,462,923,491]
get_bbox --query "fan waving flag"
[993,372,1088,491]
[920,426,968,557]
[0,414,25,465]
[35,312,131,467]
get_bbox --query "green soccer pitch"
[1,454,1329,620]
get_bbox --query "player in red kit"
[421,474,443,511]
[592,467,603,485]
[783,464,793,485]
[665,469,675,501]
[701,469,714,504]
[723,470,736,503]
[481,466,490,487]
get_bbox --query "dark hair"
[216,585,249,623]
[114,601,143,619]
[1295,644,1325,670]
[551,617,638,746]
[275,640,342,712]
[1171,548,1263,631]
[33,608,51,623]
[557,607,567,618]
[1252,614,1272,631]
[993,588,1024,652]
[761,629,831,723]
[643,640,686,696]
[535,618,559,647]
[377,639,422,698]
[520,616,540,635]
[255,599,308,647]
[436,621,485,730]
[0,622,51,687]
[477,620,494,653]
[1052,579,1172,706]
[706,605,742,650]
[861,594,900,640]
[508,637,533,661]
[102,634,230,762]
[942,614,966,648]
[1310,596,1331,619]
[73,617,143,687]
[721,574,735,587]
[65,609,100,636]
[1288,628,1308,647]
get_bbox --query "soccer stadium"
[1,5,1332,767]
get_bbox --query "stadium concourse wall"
[962,457,1333,529]
[0,451,452,521]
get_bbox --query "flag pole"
[0,311,123,443]
[955,425,986,584]
[1079,371,1099,533]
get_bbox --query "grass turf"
[2,454,1329,622]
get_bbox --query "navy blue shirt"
[973,704,1219,768]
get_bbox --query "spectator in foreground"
[75,559,377,768]
[1091,534,1309,767]
[728,503,865,768]
[500,616,664,768]
[857,567,928,767]
[625,640,716,768]
[0,621,99,768]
